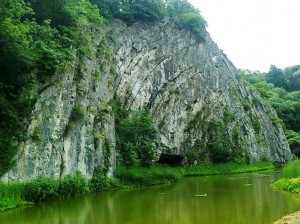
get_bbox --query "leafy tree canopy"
[239,66,300,156]
[116,109,159,167]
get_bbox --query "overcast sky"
[189,0,300,72]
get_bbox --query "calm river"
[1,171,300,224]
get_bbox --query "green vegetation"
[185,162,273,176]
[116,108,159,168]
[0,0,104,177]
[185,111,250,166]
[239,65,300,156]
[167,0,207,42]
[0,0,208,177]
[0,161,273,212]
[90,0,166,24]
[90,0,207,42]
[117,166,185,187]
[273,160,300,193]
[0,183,32,211]
[281,160,300,179]
[273,178,300,193]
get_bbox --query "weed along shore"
[0,162,274,212]
[272,160,300,223]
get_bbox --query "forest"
[239,65,300,156]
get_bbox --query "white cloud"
[189,0,300,72]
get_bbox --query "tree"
[117,110,159,167]
[90,0,165,24]
[285,130,300,157]
[167,0,207,42]
[267,65,287,89]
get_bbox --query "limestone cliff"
[2,19,292,181]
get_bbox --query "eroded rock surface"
[2,19,291,181]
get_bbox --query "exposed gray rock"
[1,19,291,182]
[111,19,291,163]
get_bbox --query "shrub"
[23,177,59,202]
[23,172,90,202]
[0,130,18,177]
[89,173,120,192]
[273,178,300,193]
[167,0,207,43]
[186,149,199,165]
[58,172,90,197]
[71,103,85,120]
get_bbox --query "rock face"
[2,19,292,182]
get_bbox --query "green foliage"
[184,110,202,132]
[285,130,300,157]
[242,100,251,111]
[91,0,207,42]
[176,12,207,42]
[240,68,300,132]
[282,160,300,179]
[23,172,89,202]
[185,109,250,165]
[116,109,159,167]
[0,197,30,212]
[0,130,18,177]
[117,166,184,186]
[121,143,140,167]
[0,182,31,211]
[252,120,261,134]
[71,103,85,120]
[185,161,273,176]
[229,83,239,97]
[167,0,207,42]
[58,172,90,197]
[272,177,300,193]
[90,0,166,24]
[206,118,233,163]
[283,65,300,92]
[89,173,120,192]
[0,0,105,175]
[23,177,60,202]
[186,149,199,165]
[267,65,287,89]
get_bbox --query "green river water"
[1,171,300,224]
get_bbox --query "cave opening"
[158,154,184,167]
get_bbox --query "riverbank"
[272,160,300,223]
[0,162,274,212]
[272,160,300,193]
[274,212,300,224]
[185,162,274,176]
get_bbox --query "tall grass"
[185,162,273,176]
[282,160,300,179]
[0,183,30,212]
[117,166,185,187]
[273,160,300,193]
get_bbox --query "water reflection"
[1,172,300,224]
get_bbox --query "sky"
[189,0,300,72]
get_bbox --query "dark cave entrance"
[158,154,185,167]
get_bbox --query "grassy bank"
[0,162,274,212]
[117,166,185,187]
[273,160,300,193]
[0,167,182,212]
[185,162,274,176]
[0,183,32,212]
